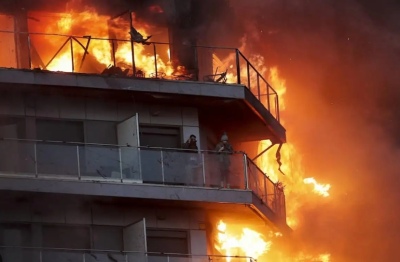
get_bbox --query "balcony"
[0,138,286,224]
[0,246,257,262]
[0,30,280,123]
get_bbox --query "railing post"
[235,49,241,84]
[39,249,43,262]
[76,145,81,180]
[70,37,74,72]
[34,142,38,177]
[111,40,116,67]
[276,96,280,122]
[247,62,250,88]
[257,74,260,100]
[82,252,86,262]
[119,147,123,182]
[201,152,206,186]
[243,153,249,189]
[27,33,32,69]
[267,83,271,111]
[160,150,165,183]
[264,177,268,204]
[153,43,158,78]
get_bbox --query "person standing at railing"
[215,132,234,188]
[183,134,200,185]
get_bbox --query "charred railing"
[0,138,286,221]
[0,30,280,122]
[0,246,257,262]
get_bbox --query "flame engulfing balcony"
[0,27,280,122]
[0,138,286,222]
[0,246,257,262]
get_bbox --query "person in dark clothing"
[183,134,200,185]
[215,132,234,188]
[183,134,198,150]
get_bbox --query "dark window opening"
[42,225,90,249]
[146,229,188,254]
[36,119,84,143]
[140,125,181,148]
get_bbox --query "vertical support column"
[129,11,137,76]
[14,8,31,69]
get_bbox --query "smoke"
[210,0,400,261]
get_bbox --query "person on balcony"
[215,132,234,188]
[183,134,198,151]
[183,135,200,185]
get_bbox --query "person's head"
[221,133,228,143]
[189,134,197,143]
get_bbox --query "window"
[85,121,117,144]
[42,225,90,249]
[0,223,31,246]
[0,117,26,139]
[36,119,84,142]
[140,125,181,148]
[92,225,123,250]
[146,229,188,254]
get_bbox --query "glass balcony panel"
[140,148,163,183]
[204,152,244,189]
[265,177,276,211]
[79,145,120,180]
[127,252,147,262]
[121,146,142,182]
[168,256,191,262]
[0,248,40,262]
[247,161,266,201]
[36,143,78,177]
[161,150,203,186]
[42,250,82,262]
[0,140,35,174]
[85,251,126,262]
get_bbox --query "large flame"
[214,44,332,261]
[215,220,271,261]
[28,9,173,77]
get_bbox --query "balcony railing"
[0,30,280,122]
[0,138,286,221]
[0,246,257,262]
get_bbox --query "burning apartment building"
[0,0,290,261]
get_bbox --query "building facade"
[0,0,290,261]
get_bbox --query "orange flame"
[29,9,173,76]
[303,177,331,197]
[215,220,271,261]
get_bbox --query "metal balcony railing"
[0,138,286,221]
[0,246,257,262]
[0,30,280,122]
